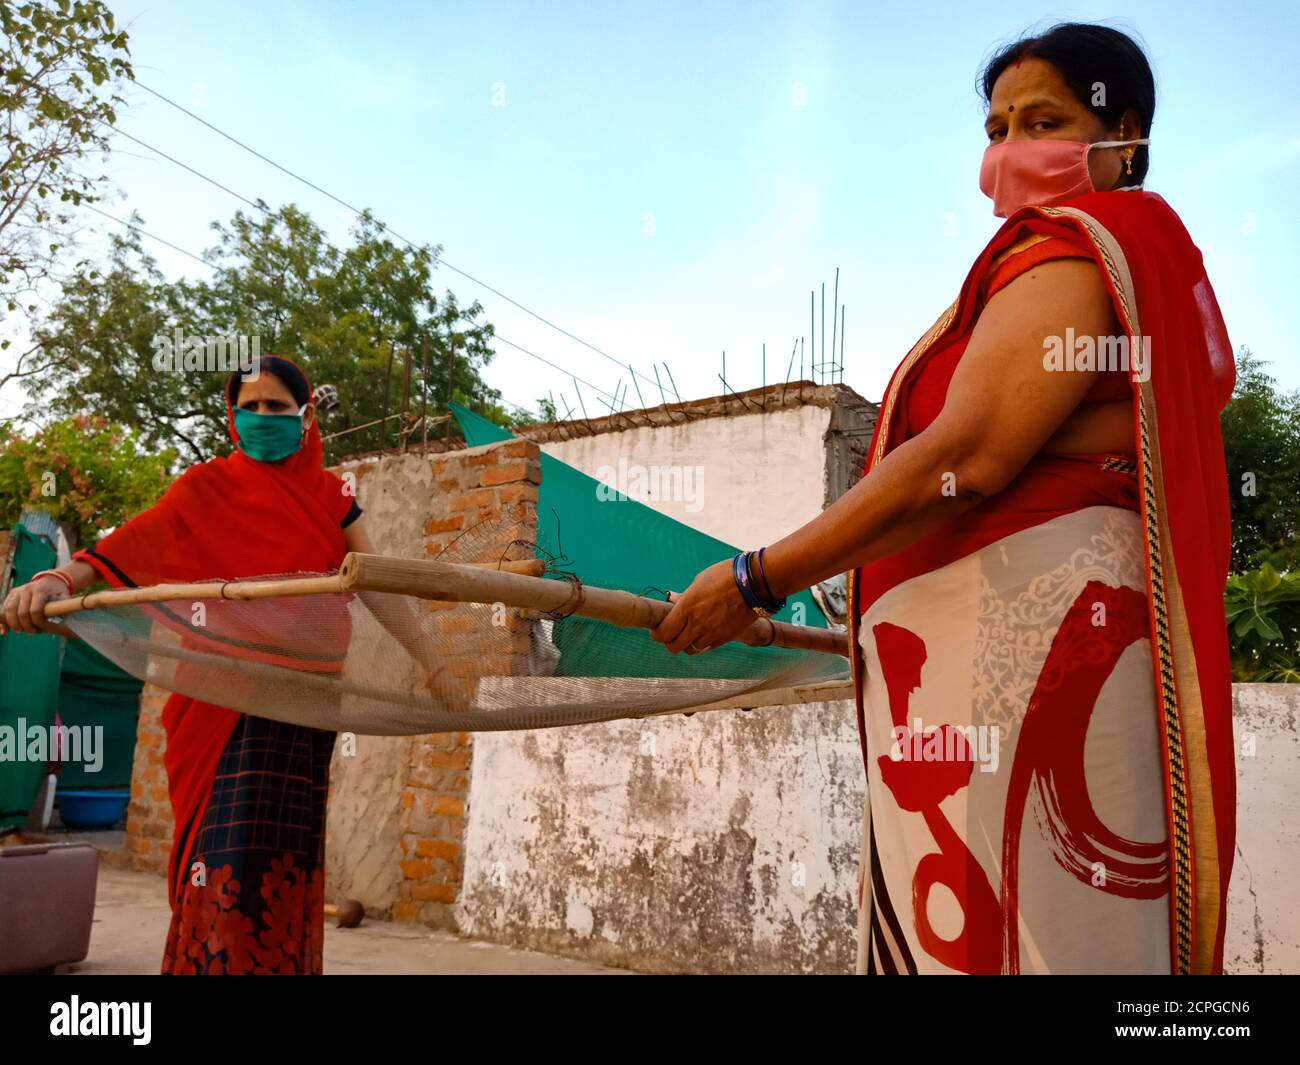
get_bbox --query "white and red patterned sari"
[849,190,1237,974]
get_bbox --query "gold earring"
[1125,153,1133,176]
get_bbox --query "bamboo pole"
[41,560,545,620]
[37,555,847,658]
[44,575,343,617]
[339,553,848,657]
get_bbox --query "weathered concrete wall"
[457,682,1299,973]
[458,699,864,973]
[1225,683,1300,975]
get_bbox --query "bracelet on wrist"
[731,551,787,618]
[31,569,74,595]
[751,547,785,611]
[732,552,764,613]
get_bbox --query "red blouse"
[902,226,1130,437]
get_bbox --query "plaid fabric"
[161,715,336,975]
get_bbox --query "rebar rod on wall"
[839,305,846,384]
[664,363,681,402]
[821,283,827,383]
[830,268,839,380]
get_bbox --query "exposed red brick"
[449,488,494,512]
[423,749,471,770]
[400,858,435,880]
[497,482,540,505]
[411,883,458,903]
[424,515,466,534]
[500,440,534,459]
[482,462,533,486]
[415,839,460,860]
[462,449,500,468]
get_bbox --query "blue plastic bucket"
[57,789,130,829]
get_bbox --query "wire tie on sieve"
[543,573,585,621]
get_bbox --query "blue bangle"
[732,552,764,612]
[733,550,787,617]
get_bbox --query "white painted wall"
[459,683,1300,973]
[458,700,864,973]
[538,404,831,547]
[1225,683,1300,975]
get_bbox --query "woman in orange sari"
[653,22,1236,974]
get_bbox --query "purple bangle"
[752,547,781,608]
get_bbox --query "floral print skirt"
[161,714,336,975]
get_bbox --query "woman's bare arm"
[653,257,1121,653]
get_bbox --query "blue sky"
[10,0,1299,417]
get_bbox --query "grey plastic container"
[0,841,98,973]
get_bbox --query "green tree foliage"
[25,223,197,453]
[1220,347,1300,572]
[0,413,173,549]
[1,0,133,389]
[1224,564,1300,683]
[29,204,524,464]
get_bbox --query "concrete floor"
[72,865,627,975]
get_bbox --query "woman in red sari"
[653,23,1236,974]
[3,356,388,974]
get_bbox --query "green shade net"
[0,524,61,827]
[451,403,839,684]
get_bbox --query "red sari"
[73,362,355,973]
[849,190,1236,974]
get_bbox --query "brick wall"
[389,439,539,926]
[118,683,172,875]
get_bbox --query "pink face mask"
[979,137,1149,217]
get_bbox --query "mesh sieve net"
[59,518,849,734]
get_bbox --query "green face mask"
[233,405,306,462]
